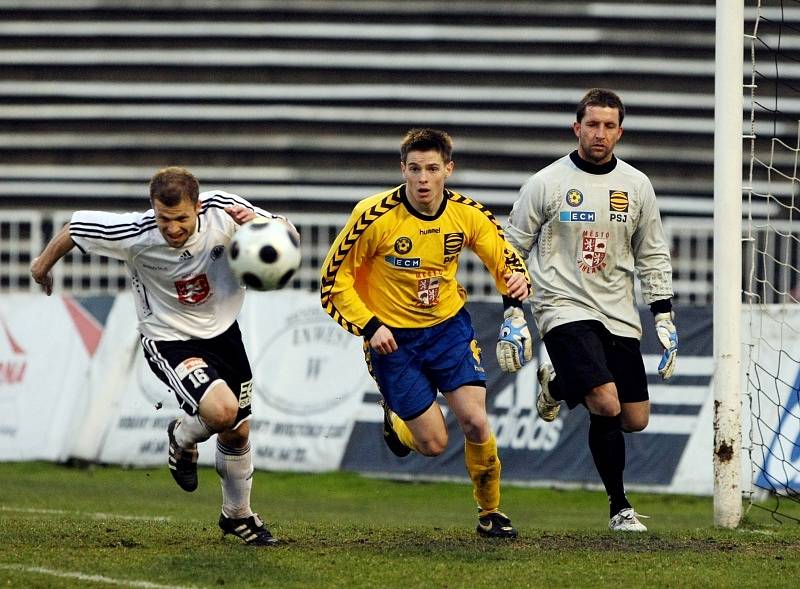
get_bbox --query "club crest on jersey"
[210,245,225,260]
[417,276,440,307]
[578,230,609,273]
[174,274,211,305]
[566,189,584,207]
[394,236,413,254]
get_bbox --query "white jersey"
[70,190,275,341]
[504,152,673,339]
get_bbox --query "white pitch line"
[0,505,171,522]
[0,563,200,589]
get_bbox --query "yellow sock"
[465,433,501,515]
[390,412,419,453]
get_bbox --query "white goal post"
[713,0,743,528]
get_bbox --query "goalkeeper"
[321,128,532,539]
[503,89,676,533]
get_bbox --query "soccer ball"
[228,218,301,291]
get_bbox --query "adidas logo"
[179,250,193,261]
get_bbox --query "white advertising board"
[0,295,99,461]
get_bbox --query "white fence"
[4,209,793,304]
[1,209,504,299]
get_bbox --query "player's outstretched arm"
[30,223,75,296]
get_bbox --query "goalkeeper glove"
[496,307,533,373]
[654,312,678,380]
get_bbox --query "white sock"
[175,414,212,448]
[215,440,254,519]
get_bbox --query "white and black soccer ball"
[228,218,301,291]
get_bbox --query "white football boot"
[609,508,649,532]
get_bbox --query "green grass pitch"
[0,462,798,588]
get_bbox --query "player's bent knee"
[587,403,620,418]
[204,406,238,431]
[584,395,622,417]
[417,443,446,457]
[416,435,448,457]
[198,387,240,432]
[585,388,621,416]
[622,417,649,432]
[459,416,490,441]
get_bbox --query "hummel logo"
[179,250,193,261]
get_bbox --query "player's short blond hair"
[149,166,199,207]
[400,128,454,163]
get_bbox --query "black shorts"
[141,321,253,428]
[542,320,648,409]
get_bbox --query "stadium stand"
[0,0,794,301]
[0,0,723,211]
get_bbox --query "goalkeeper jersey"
[69,190,273,341]
[504,151,673,340]
[320,184,530,336]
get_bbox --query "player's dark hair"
[400,128,454,163]
[576,88,625,125]
[149,166,200,207]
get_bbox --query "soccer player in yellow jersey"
[321,128,532,538]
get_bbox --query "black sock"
[588,412,631,518]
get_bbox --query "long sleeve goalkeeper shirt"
[503,151,673,340]
[320,184,530,339]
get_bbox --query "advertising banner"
[239,290,373,471]
[0,295,101,461]
[16,289,794,497]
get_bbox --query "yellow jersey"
[320,185,530,337]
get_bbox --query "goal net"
[744,0,800,522]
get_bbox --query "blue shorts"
[365,307,486,420]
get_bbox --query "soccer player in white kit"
[30,166,296,546]
[503,89,678,532]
